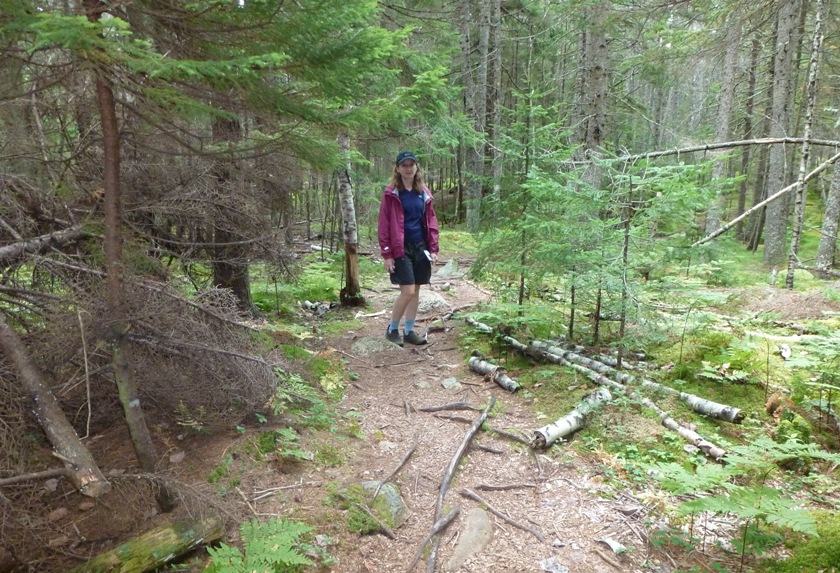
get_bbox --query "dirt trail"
[282,263,651,573]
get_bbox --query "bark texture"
[70,515,223,573]
[532,388,612,449]
[0,314,110,497]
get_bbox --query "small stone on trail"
[78,501,95,511]
[441,377,462,390]
[169,451,186,463]
[414,380,431,389]
[539,556,570,573]
[47,508,68,522]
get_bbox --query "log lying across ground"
[467,353,520,392]
[0,315,110,497]
[70,515,223,573]
[474,327,728,460]
[532,388,612,448]
[530,340,744,423]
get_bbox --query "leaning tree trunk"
[85,0,174,512]
[0,314,110,497]
[785,0,824,289]
[337,132,364,306]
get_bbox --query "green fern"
[205,518,314,573]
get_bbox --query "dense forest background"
[2,0,840,571]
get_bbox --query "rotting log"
[531,340,744,423]
[70,515,223,573]
[0,315,110,497]
[532,388,612,448]
[467,354,519,392]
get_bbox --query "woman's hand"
[431,253,438,264]
[384,258,395,273]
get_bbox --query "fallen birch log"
[531,388,612,448]
[467,353,520,392]
[71,515,223,573]
[532,340,744,423]
[464,316,493,334]
[499,334,727,460]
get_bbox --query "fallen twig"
[460,488,546,543]
[351,501,396,539]
[372,439,418,502]
[419,401,480,413]
[251,481,322,502]
[475,482,537,491]
[406,506,460,573]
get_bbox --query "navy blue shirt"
[399,189,425,244]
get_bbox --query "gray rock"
[351,336,403,357]
[418,290,450,314]
[444,508,493,571]
[414,380,431,389]
[441,377,462,390]
[435,259,464,279]
[539,556,569,573]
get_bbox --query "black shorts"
[390,241,432,285]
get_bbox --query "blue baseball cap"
[396,151,417,165]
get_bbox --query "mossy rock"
[336,481,407,535]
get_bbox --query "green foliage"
[756,511,840,573]
[649,437,840,559]
[270,369,334,430]
[204,518,315,573]
[256,428,313,462]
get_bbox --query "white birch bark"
[337,132,363,304]
[467,355,520,392]
[785,0,824,288]
[532,388,612,449]
[531,341,744,423]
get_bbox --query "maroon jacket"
[377,184,439,260]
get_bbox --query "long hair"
[390,165,425,192]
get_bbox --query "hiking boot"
[403,330,427,345]
[386,327,404,347]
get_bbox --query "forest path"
[287,259,652,573]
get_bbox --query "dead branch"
[693,150,840,247]
[419,401,480,413]
[0,314,110,497]
[406,506,460,573]
[435,397,496,519]
[372,439,418,502]
[0,225,88,268]
[475,482,537,491]
[351,501,396,540]
[796,264,840,279]
[0,467,69,488]
[531,340,744,423]
[460,488,546,543]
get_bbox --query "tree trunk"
[211,116,254,314]
[785,0,824,289]
[460,0,488,232]
[0,314,110,497]
[736,37,761,240]
[70,515,223,573]
[532,388,612,448]
[815,161,840,270]
[85,0,174,512]
[337,132,364,306]
[574,2,608,190]
[763,0,801,265]
[705,16,741,234]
